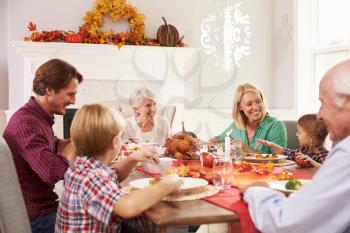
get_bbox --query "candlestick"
[224,129,232,160]
[225,136,230,160]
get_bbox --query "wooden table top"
[120,170,239,227]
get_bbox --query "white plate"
[129,177,208,190]
[269,179,311,193]
[243,154,287,163]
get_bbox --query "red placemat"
[203,169,313,233]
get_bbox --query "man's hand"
[57,139,76,163]
[240,181,269,194]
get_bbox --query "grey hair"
[129,88,156,108]
[332,71,350,107]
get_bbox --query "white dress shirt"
[124,115,171,145]
[244,135,350,233]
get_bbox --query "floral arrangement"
[24,0,187,48]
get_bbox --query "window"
[314,0,350,109]
[317,0,350,48]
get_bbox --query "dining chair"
[0,138,31,233]
[283,120,299,149]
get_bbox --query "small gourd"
[157,17,179,47]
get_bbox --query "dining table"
[120,163,318,233]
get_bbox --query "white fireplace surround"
[9,41,200,138]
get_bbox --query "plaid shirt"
[3,97,69,220]
[283,145,329,164]
[55,156,125,233]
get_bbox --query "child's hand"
[129,146,160,164]
[256,139,272,147]
[296,152,311,161]
[158,174,183,194]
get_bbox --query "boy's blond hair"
[232,83,267,130]
[70,104,125,157]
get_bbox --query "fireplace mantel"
[11,41,198,80]
[11,41,199,104]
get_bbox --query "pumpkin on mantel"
[157,17,179,47]
[65,33,82,43]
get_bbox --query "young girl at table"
[55,104,181,233]
[256,114,329,168]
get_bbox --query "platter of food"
[243,154,287,163]
[269,179,311,193]
[129,177,208,190]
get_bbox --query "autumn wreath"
[81,0,145,41]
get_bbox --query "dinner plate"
[129,177,208,190]
[243,154,287,163]
[269,179,311,193]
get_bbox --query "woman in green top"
[209,83,287,154]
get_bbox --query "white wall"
[0,0,8,109]
[3,0,297,138]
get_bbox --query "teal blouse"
[216,115,287,154]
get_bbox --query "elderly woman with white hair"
[123,89,171,145]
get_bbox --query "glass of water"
[230,141,243,163]
[212,158,234,190]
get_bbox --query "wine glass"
[212,158,234,190]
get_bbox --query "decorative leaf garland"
[24,0,187,47]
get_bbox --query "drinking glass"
[230,141,243,163]
[212,158,234,190]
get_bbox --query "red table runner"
[203,168,313,233]
[137,165,313,233]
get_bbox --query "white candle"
[224,133,231,160]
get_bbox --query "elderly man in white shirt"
[243,59,350,233]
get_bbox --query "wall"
[3,0,297,138]
[0,0,8,109]
[272,0,295,109]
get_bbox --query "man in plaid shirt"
[3,59,83,233]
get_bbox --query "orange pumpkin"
[157,17,179,47]
[65,33,82,43]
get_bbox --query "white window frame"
[295,0,350,116]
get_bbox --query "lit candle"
[224,129,232,160]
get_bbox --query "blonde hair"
[129,88,156,108]
[232,83,267,130]
[70,104,125,157]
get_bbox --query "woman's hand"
[129,146,160,164]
